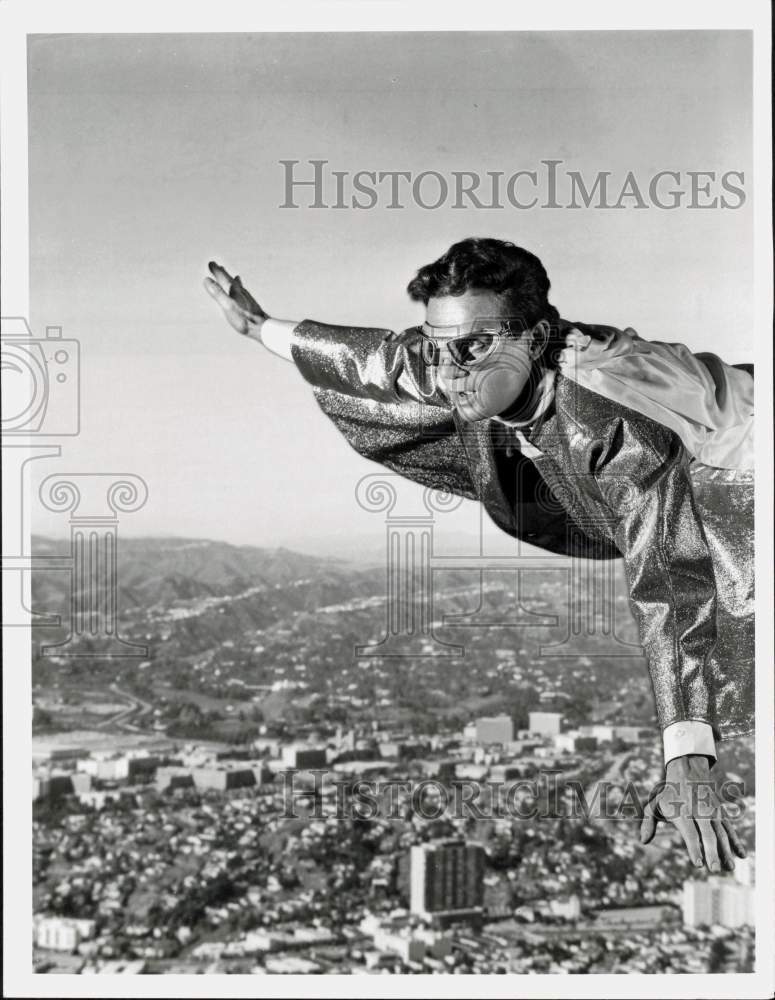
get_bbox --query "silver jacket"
[290,319,755,743]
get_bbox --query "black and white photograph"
[2,2,773,997]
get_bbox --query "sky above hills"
[27,31,753,552]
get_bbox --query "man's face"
[422,290,541,422]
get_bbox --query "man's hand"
[640,754,747,872]
[203,261,267,341]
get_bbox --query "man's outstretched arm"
[584,410,747,872]
[203,261,451,407]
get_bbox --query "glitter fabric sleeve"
[530,375,754,743]
[290,319,449,406]
[587,413,718,734]
[538,375,751,740]
[288,319,479,500]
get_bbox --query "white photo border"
[2,2,772,998]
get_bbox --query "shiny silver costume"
[290,318,754,744]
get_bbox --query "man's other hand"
[203,261,267,341]
[640,753,747,872]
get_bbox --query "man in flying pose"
[204,237,753,874]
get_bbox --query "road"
[96,684,155,732]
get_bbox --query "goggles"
[420,319,526,370]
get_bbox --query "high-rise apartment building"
[410,840,485,923]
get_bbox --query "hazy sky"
[27,31,753,553]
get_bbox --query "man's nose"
[437,343,466,375]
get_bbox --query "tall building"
[410,839,485,923]
[528,711,563,736]
[549,895,582,920]
[489,763,524,783]
[474,715,514,745]
[682,877,755,928]
[281,745,327,769]
[33,772,74,800]
[733,854,755,887]
[190,766,260,791]
[34,916,96,952]
[155,763,263,791]
[554,732,598,753]
[32,745,88,766]
[612,725,648,743]
[462,722,478,741]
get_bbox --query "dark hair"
[407,237,561,331]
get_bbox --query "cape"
[556,323,754,471]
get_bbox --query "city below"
[30,537,756,975]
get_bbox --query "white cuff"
[663,721,717,766]
[260,318,300,362]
